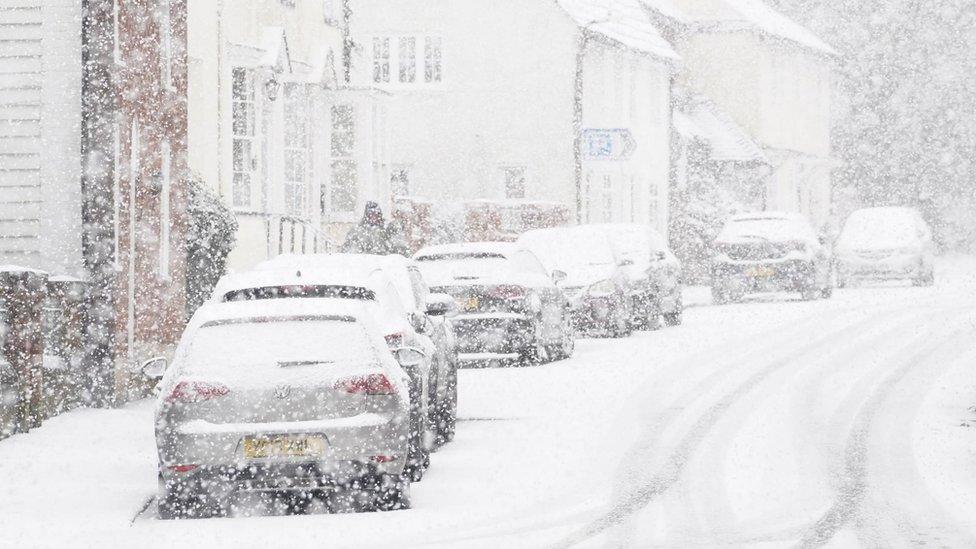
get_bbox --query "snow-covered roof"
[414,242,522,259]
[638,0,688,24]
[718,0,835,55]
[211,267,380,301]
[558,0,679,60]
[192,298,373,327]
[674,98,768,163]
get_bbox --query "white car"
[258,253,460,447]
[834,207,936,287]
[211,265,435,481]
[518,226,633,337]
[149,298,416,518]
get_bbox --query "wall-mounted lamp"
[264,72,281,102]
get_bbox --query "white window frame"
[502,166,526,199]
[371,34,443,87]
[283,83,309,216]
[231,67,256,209]
[325,103,358,220]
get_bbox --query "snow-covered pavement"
[3,258,976,548]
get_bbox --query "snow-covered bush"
[185,175,238,317]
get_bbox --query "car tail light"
[168,464,199,473]
[384,332,404,348]
[489,285,526,300]
[334,373,397,396]
[165,381,230,404]
[370,455,398,463]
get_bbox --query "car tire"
[405,377,430,483]
[711,286,728,305]
[800,285,820,301]
[520,320,549,366]
[546,315,575,361]
[368,475,412,512]
[663,311,683,326]
[436,362,458,446]
[610,303,633,338]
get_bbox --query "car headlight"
[585,279,616,298]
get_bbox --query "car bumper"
[451,313,534,358]
[837,254,921,279]
[712,260,816,292]
[570,296,617,331]
[157,414,408,491]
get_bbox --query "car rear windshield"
[718,218,812,243]
[415,253,513,280]
[222,285,376,302]
[184,316,378,379]
[839,211,917,248]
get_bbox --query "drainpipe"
[80,0,117,407]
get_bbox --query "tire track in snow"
[555,310,893,548]
[796,311,973,548]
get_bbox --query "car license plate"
[747,266,776,278]
[243,435,326,459]
[461,296,479,311]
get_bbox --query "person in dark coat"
[342,201,408,256]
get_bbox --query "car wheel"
[800,285,820,301]
[663,311,683,326]
[366,474,411,512]
[611,306,633,338]
[404,378,430,483]
[546,315,575,361]
[520,320,549,366]
[711,286,728,305]
[436,362,458,446]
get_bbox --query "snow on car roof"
[558,0,679,60]
[212,266,381,301]
[189,297,376,330]
[729,210,806,222]
[414,242,521,258]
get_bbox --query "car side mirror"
[618,259,634,267]
[425,293,457,317]
[141,356,168,381]
[394,347,427,367]
[552,270,568,284]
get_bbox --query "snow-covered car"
[150,298,416,518]
[587,223,684,329]
[259,253,459,447]
[212,265,434,481]
[834,206,935,287]
[517,226,632,337]
[413,242,575,365]
[711,212,834,303]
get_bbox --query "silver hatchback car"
[150,298,416,518]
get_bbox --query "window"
[398,37,416,83]
[391,166,410,197]
[159,140,171,277]
[372,38,390,84]
[648,181,659,226]
[602,175,613,221]
[424,37,442,83]
[326,105,357,214]
[159,0,172,89]
[283,84,308,215]
[372,35,441,85]
[503,167,526,199]
[232,67,255,208]
[323,0,338,24]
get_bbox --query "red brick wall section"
[113,0,188,382]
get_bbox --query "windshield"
[183,317,376,380]
[519,231,616,270]
[717,217,813,243]
[415,253,513,281]
[839,211,918,248]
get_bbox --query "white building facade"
[647,0,836,226]
[0,0,84,276]
[347,0,677,235]
[187,0,391,270]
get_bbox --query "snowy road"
[2,258,976,548]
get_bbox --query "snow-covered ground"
[3,257,976,548]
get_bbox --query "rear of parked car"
[518,227,632,337]
[414,243,574,365]
[711,212,833,303]
[833,207,935,287]
[590,224,684,329]
[154,300,412,518]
